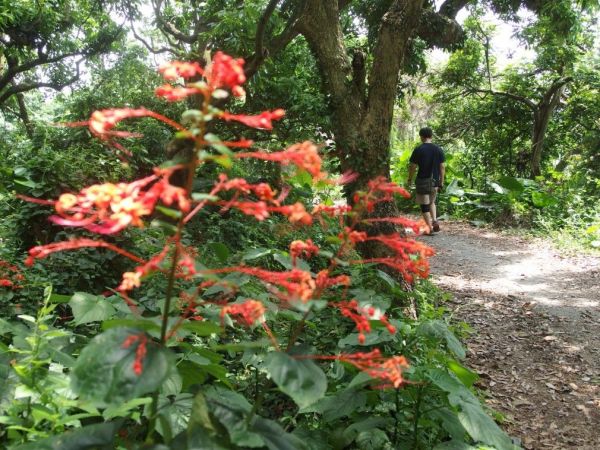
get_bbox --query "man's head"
[419,127,433,142]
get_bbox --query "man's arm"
[407,163,417,187]
[439,162,446,189]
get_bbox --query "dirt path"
[426,222,600,450]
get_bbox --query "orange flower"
[206,51,247,97]
[290,239,319,263]
[220,300,266,327]
[276,203,312,225]
[236,141,325,180]
[25,238,144,267]
[159,61,203,80]
[48,170,190,234]
[155,84,203,102]
[88,108,184,140]
[332,300,396,344]
[122,333,149,376]
[0,261,24,290]
[220,109,285,130]
[309,349,409,388]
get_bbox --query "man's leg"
[430,188,438,222]
[416,193,432,231]
[430,188,440,231]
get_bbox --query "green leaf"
[456,398,517,450]
[531,190,556,208]
[355,429,391,450]
[428,370,516,450]
[208,242,230,263]
[417,320,466,359]
[376,270,397,289]
[252,416,308,450]
[273,253,311,272]
[180,320,222,336]
[14,420,122,450]
[301,388,366,422]
[71,327,174,407]
[448,360,479,387]
[191,192,219,202]
[204,386,264,447]
[242,248,272,260]
[102,318,161,332]
[48,293,72,304]
[433,441,478,450]
[264,352,327,409]
[430,408,468,441]
[69,292,116,325]
[496,176,524,193]
[155,205,182,219]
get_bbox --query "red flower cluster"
[0,261,24,289]
[206,51,247,97]
[236,141,324,179]
[158,52,246,97]
[358,233,434,281]
[159,61,203,80]
[310,349,409,388]
[49,169,189,234]
[122,333,148,375]
[218,267,316,304]
[221,109,285,130]
[25,238,144,267]
[220,300,266,327]
[289,239,319,265]
[353,177,411,212]
[88,108,184,140]
[333,300,396,344]
[215,174,311,225]
[155,84,203,102]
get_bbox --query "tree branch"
[470,88,537,111]
[439,0,473,18]
[130,21,174,55]
[245,0,304,78]
[152,0,201,45]
[0,60,83,105]
[416,8,465,49]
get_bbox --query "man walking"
[407,127,445,234]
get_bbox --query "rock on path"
[425,222,600,450]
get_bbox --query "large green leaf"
[203,386,264,447]
[15,421,122,450]
[455,397,517,450]
[252,416,309,450]
[496,176,524,193]
[71,327,173,407]
[301,387,366,422]
[208,242,230,263]
[531,190,556,208]
[433,441,478,450]
[448,360,479,387]
[428,369,518,450]
[417,320,466,359]
[355,429,391,450]
[69,292,116,325]
[264,352,327,409]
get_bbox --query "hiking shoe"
[432,221,440,232]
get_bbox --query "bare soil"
[425,222,600,450]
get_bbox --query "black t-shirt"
[409,143,445,182]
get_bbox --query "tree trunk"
[530,80,569,177]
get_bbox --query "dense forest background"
[0,0,598,449]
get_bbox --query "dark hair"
[419,127,433,138]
